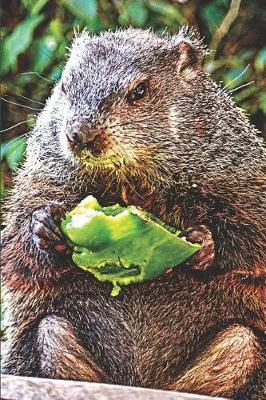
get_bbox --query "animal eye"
[128,81,149,103]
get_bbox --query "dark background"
[1,0,265,199]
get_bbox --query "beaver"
[2,28,265,399]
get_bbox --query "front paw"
[180,225,215,271]
[30,201,69,254]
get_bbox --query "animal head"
[55,27,209,187]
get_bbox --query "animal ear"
[175,40,199,72]
[171,27,208,73]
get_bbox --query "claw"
[180,225,215,271]
[31,203,68,254]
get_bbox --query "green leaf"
[148,1,183,23]
[2,14,44,74]
[259,92,266,113]
[61,196,200,296]
[202,1,226,32]
[32,35,57,73]
[126,1,148,26]
[0,163,6,199]
[255,48,266,73]
[49,19,64,41]
[62,0,97,20]
[48,65,63,81]
[22,0,49,15]
[3,137,27,171]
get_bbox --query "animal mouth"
[67,138,123,168]
[67,133,106,155]
[79,149,123,168]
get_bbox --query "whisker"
[224,64,250,89]
[100,171,116,199]
[0,119,35,133]
[20,72,53,84]
[13,93,45,106]
[121,170,144,200]
[1,97,42,111]
[229,81,255,94]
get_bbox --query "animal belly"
[48,272,258,393]
[61,274,221,386]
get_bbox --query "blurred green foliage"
[1,0,265,199]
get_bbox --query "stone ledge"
[1,374,228,400]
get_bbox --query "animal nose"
[67,131,80,143]
[66,129,98,144]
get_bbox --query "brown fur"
[171,325,260,396]
[2,28,265,399]
[37,316,107,381]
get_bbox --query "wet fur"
[2,28,266,399]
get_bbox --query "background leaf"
[254,48,266,73]
[118,1,148,26]
[2,14,44,75]
[32,35,58,73]
[22,0,49,15]
[2,137,27,171]
[62,0,97,20]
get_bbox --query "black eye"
[128,81,149,103]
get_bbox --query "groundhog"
[2,28,265,399]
